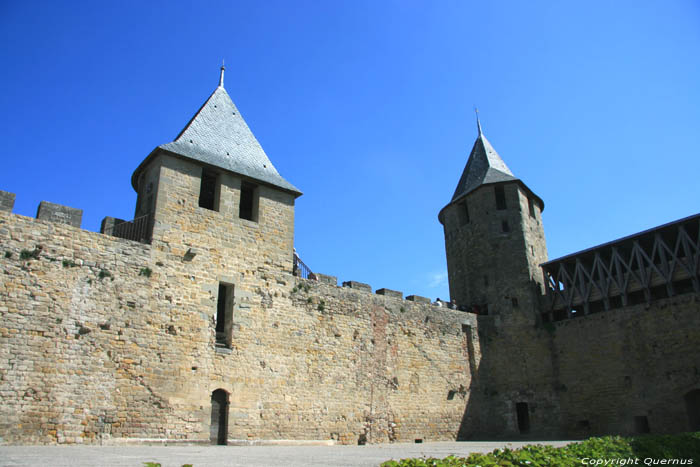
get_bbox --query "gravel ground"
[0,440,574,467]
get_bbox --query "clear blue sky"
[1,1,699,301]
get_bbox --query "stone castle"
[0,67,698,445]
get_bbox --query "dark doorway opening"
[210,389,229,445]
[685,389,700,430]
[516,402,530,434]
[634,415,650,433]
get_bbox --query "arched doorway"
[685,389,700,431]
[210,389,229,445]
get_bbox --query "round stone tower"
[438,118,547,319]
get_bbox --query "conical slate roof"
[439,121,543,224]
[132,71,301,196]
[450,129,517,202]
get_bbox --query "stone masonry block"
[342,281,371,292]
[376,288,403,299]
[36,201,83,228]
[316,273,338,286]
[406,295,431,304]
[100,216,126,235]
[0,190,15,212]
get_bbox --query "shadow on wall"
[452,278,564,441]
[455,286,700,440]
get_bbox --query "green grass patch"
[20,248,41,260]
[381,432,700,467]
[139,267,152,277]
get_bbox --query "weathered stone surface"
[342,281,371,292]
[406,295,430,304]
[36,201,83,227]
[315,273,337,286]
[0,157,477,445]
[0,190,15,212]
[376,288,402,299]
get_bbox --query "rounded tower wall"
[443,182,547,318]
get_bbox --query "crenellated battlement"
[0,189,152,245]
[302,273,456,309]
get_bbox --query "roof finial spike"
[219,60,225,88]
[475,107,482,136]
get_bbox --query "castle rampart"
[0,205,479,445]
[1,69,698,445]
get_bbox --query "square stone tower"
[130,66,302,275]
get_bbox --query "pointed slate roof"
[450,128,517,202]
[439,120,543,223]
[132,70,301,196]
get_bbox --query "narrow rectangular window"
[215,283,234,348]
[528,197,535,218]
[458,201,469,226]
[501,220,510,233]
[495,185,506,210]
[239,182,258,221]
[199,170,219,211]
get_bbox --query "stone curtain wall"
[0,208,478,445]
[551,293,700,437]
[283,280,477,444]
[0,212,157,444]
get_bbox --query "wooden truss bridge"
[541,213,700,322]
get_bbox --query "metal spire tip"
[475,107,482,136]
[219,60,225,88]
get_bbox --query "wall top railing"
[293,251,317,281]
[541,213,700,321]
